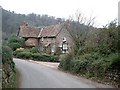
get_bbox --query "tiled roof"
[18,21,70,38]
[40,24,63,37]
[19,24,41,38]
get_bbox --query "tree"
[2,8,65,40]
[68,10,95,56]
[8,34,25,51]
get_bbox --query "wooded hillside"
[2,9,65,39]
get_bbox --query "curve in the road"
[14,58,113,88]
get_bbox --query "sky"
[0,0,120,27]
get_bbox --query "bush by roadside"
[31,53,58,62]
[2,46,17,88]
[59,22,120,87]
[8,35,25,51]
[14,50,59,62]
[30,47,40,53]
[59,53,120,87]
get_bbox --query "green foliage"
[8,35,25,45]
[59,21,120,87]
[2,46,13,64]
[15,51,58,62]
[32,53,58,62]
[16,52,32,59]
[59,53,73,70]
[59,52,120,82]
[97,27,118,55]
[2,8,65,40]
[31,53,41,60]
[13,48,26,56]
[49,55,58,62]
[8,35,25,51]
[107,53,120,69]
[2,45,16,88]
[8,43,22,51]
[30,47,40,53]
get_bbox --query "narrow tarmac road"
[14,58,113,88]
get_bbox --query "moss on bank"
[2,46,17,88]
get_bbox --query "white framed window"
[63,43,68,50]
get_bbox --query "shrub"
[41,54,52,62]
[30,47,40,53]
[107,53,120,69]
[8,42,21,51]
[59,53,73,70]
[32,53,58,62]
[13,48,25,56]
[31,53,42,60]
[8,35,25,45]
[49,55,59,62]
[15,51,58,62]
[16,52,32,59]
[8,35,25,51]
[2,46,13,64]
[2,45,16,88]
[104,53,120,86]
[59,21,119,87]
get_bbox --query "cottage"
[18,21,73,54]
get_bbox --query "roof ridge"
[38,28,43,37]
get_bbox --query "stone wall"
[2,46,16,88]
[56,28,73,52]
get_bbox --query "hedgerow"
[59,22,120,87]
[15,51,59,62]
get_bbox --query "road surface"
[14,58,113,88]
